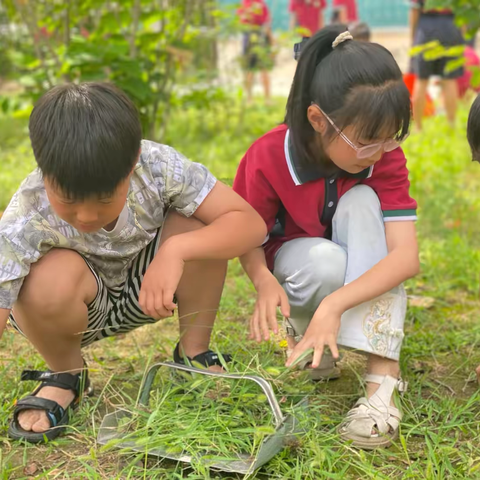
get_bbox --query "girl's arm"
[240,248,290,341]
[325,221,419,313]
[240,247,272,289]
[286,221,418,368]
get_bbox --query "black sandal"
[173,343,232,369]
[8,363,92,443]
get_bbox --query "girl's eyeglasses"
[313,104,409,160]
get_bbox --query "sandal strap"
[13,396,66,428]
[173,344,232,368]
[345,398,401,435]
[365,374,408,393]
[21,370,84,395]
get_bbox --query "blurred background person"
[238,0,274,104]
[289,0,326,37]
[331,0,359,25]
[410,0,465,130]
[349,21,370,42]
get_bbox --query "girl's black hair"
[285,25,411,167]
[467,94,480,162]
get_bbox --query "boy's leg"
[12,249,97,433]
[12,212,227,433]
[161,212,227,370]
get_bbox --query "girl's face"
[307,104,394,174]
[323,125,386,173]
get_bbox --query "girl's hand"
[250,274,290,342]
[139,244,184,319]
[285,299,341,368]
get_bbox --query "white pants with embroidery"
[273,185,406,361]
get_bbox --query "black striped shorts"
[9,230,162,348]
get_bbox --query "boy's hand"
[285,299,341,369]
[250,274,290,342]
[139,244,184,319]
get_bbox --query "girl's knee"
[307,242,347,290]
[282,242,346,305]
[337,185,380,215]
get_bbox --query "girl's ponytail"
[285,25,348,165]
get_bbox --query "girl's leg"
[332,185,407,447]
[412,78,429,131]
[332,185,405,389]
[441,79,459,128]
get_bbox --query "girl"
[233,25,419,449]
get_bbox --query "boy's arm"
[139,182,267,319]
[163,181,267,261]
[0,309,10,340]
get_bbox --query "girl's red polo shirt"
[233,124,417,270]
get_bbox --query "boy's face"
[45,176,131,233]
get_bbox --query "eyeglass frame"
[311,103,409,159]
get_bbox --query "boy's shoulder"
[1,168,46,222]
[138,140,186,166]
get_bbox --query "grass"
[2,100,480,479]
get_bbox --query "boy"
[0,82,267,443]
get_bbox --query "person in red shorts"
[289,0,326,36]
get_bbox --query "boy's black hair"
[29,82,142,199]
[467,93,480,162]
[285,25,411,167]
[349,22,371,42]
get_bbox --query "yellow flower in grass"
[279,339,288,349]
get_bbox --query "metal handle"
[137,361,286,428]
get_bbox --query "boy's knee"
[17,249,93,316]
[336,185,380,217]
